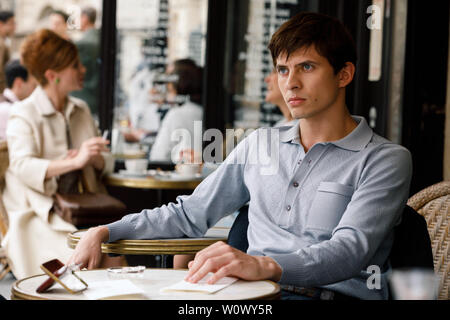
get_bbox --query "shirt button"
[293,182,299,188]
[286,205,291,211]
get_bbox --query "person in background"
[0,11,15,92]
[264,68,296,127]
[48,10,70,40]
[0,60,36,140]
[1,29,123,279]
[71,6,100,118]
[124,64,163,145]
[150,59,203,162]
[141,58,203,163]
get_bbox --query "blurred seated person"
[264,68,296,127]
[124,59,203,163]
[1,29,123,279]
[71,6,101,119]
[125,62,163,142]
[48,10,70,40]
[0,59,36,140]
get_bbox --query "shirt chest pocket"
[306,182,354,232]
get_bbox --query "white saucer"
[118,169,148,177]
[154,172,203,181]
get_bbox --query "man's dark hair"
[5,59,28,88]
[0,11,14,23]
[51,10,69,22]
[81,6,97,24]
[268,12,357,74]
[170,58,203,105]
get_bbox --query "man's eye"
[303,64,313,72]
[277,67,288,75]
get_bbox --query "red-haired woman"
[1,29,124,279]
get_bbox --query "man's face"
[264,69,284,106]
[0,17,15,37]
[49,13,67,36]
[19,75,37,100]
[276,46,342,120]
[80,14,90,31]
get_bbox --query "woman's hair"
[170,58,203,105]
[20,29,78,86]
[268,12,357,74]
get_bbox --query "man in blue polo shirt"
[68,12,412,300]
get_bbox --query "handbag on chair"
[53,192,127,228]
[53,164,127,228]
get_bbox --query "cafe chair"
[227,205,249,253]
[407,181,450,300]
[0,140,11,280]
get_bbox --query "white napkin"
[83,279,145,300]
[160,273,238,294]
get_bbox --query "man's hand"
[184,241,282,284]
[66,226,109,269]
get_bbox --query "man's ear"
[338,62,355,88]
[12,77,24,90]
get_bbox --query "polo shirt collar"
[280,115,373,151]
[330,116,373,151]
[280,121,300,143]
[32,85,80,118]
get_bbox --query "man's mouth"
[288,97,306,106]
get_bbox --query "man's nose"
[286,71,302,91]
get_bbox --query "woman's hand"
[66,226,109,269]
[184,241,282,284]
[73,137,109,169]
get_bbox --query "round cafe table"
[104,172,202,210]
[11,268,280,300]
[67,227,230,268]
[104,173,202,190]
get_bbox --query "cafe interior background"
[0,0,449,288]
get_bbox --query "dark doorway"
[402,1,450,195]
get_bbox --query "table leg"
[157,189,163,206]
[161,255,168,268]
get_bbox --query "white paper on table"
[82,279,145,300]
[160,273,238,294]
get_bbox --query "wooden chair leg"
[0,259,11,281]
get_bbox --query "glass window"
[223,0,302,129]
[9,0,103,119]
[113,0,208,156]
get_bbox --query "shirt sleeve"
[269,144,413,287]
[6,115,57,195]
[107,135,252,242]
